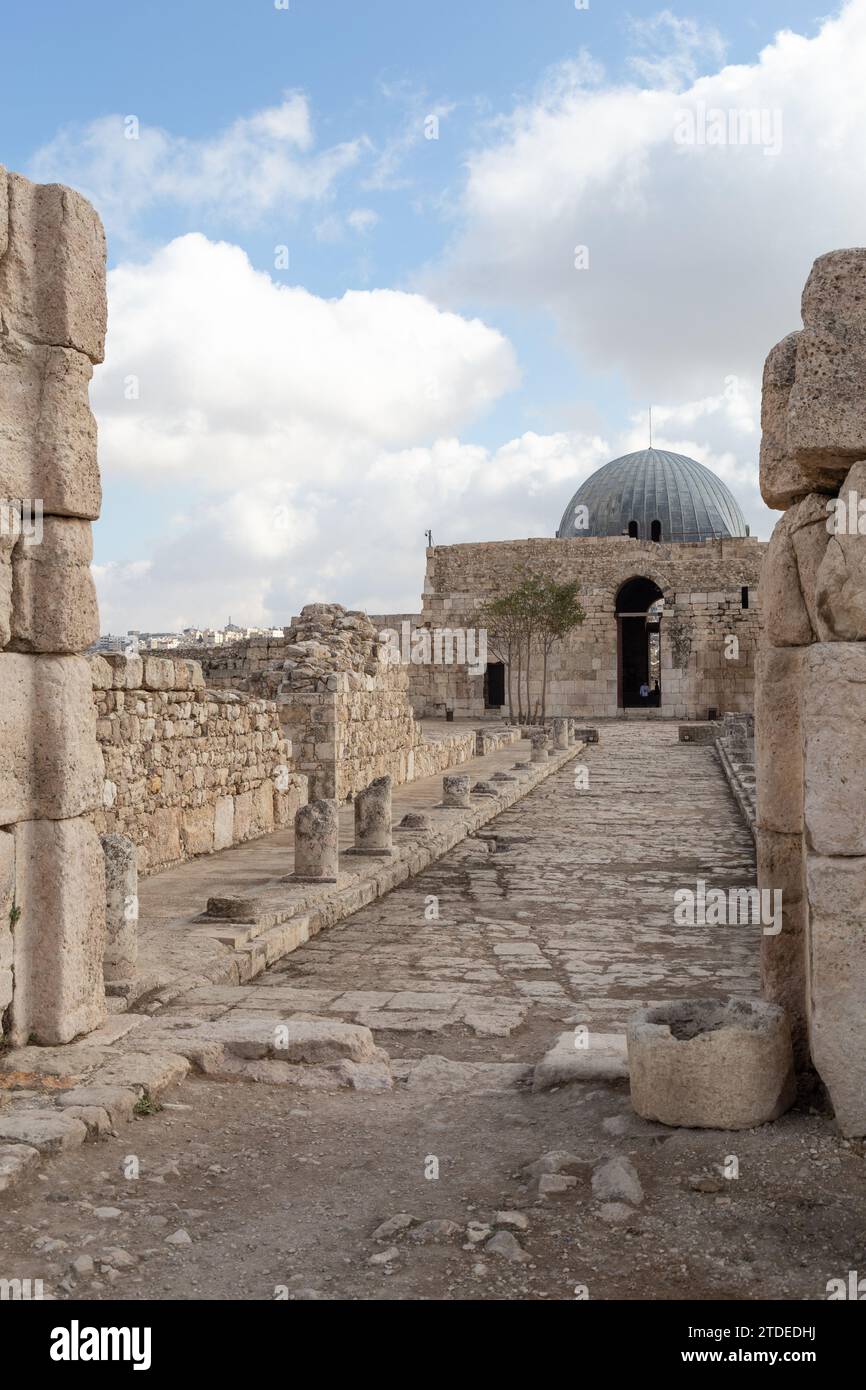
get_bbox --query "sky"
[2,0,865,632]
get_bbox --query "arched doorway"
[616,577,664,709]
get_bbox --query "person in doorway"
[639,681,650,702]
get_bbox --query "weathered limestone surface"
[0,172,106,362]
[757,248,866,1133]
[815,460,866,641]
[802,643,866,857]
[788,250,866,482]
[101,834,138,982]
[754,645,805,836]
[293,799,339,882]
[760,494,830,646]
[90,653,306,874]
[806,854,866,1136]
[11,817,106,1045]
[0,653,103,824]
[0,169,107,1048]
[628,998,795,1130]
[352,776,393,856]
[757,828,807,1062]
[759,333,814,508]
[11,516,99,652]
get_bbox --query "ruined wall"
[194,604,424,801]
[756,249,866,1135]
[0,170,107,1045]
[88,653,307,874]
[409,536,764,720]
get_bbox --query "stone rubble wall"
[756,248,866,1133]
[87,653,307,874]
[0,170,108,1045]
[188,603,425,802]
[403,536,764,720]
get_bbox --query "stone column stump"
[349,776,393,857]
[292,799,340,882]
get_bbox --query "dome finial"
[649,405,653,449]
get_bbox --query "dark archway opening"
[616,577,664,709]
[651,519,662,542]
[627,520,639,538]
[484,660,506,709]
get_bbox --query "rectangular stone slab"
[0,652,104,823]
[10,816,106,1046]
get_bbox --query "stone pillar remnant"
[292,799,340,882]
[0,168,108,1045]
[442,774,471,808]
[350,776,393,856]
[757,248,866,1133]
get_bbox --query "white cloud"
[626,10,727,89]
[430,0,866,406]
[28,92,364,241]
[91,233,527,629]
[91,239,769,630]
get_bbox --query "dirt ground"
[0,1068,862,1302]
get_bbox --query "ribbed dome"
[557,448,748,543]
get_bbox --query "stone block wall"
[192,603,425,802]
[88,653,307,874]
[0,170,108,1045]
[756,248,866,1134]
[400,536,763,721]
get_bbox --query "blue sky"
[1,1,860,630]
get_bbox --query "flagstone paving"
[153,721,761,1058]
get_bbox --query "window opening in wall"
[741,586,749,609]
[484,661,506,709]
[651,519,662,542]
[627,520,639,539]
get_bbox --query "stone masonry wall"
[756,248,866,1135]
[88,653,307,874]
[406,536,764,721]
[0,170,108,1045]
[191,604,423,802]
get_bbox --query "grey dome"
[557,448,748,543]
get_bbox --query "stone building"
[392,447,765,722]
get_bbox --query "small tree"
[481,591,525,722]
[481,572,586,725]
[535,578,586,722]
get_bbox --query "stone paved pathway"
[170,721,760,1058]
[4,722,858,1307]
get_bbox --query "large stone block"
[10,516,99,652]
[0,336,101,519]
[757,827,808,1063]
[0,172,106,363]
[627,998,795,1130]
[755,645,805,834]
[801,247,866,333]
[806,853,866,1136]
[815,459,866,640]
[759,333,814,509]
[0,652,103,823]
[10,817,106,1045]
[788,324,866,483]
[803,643,866,855]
